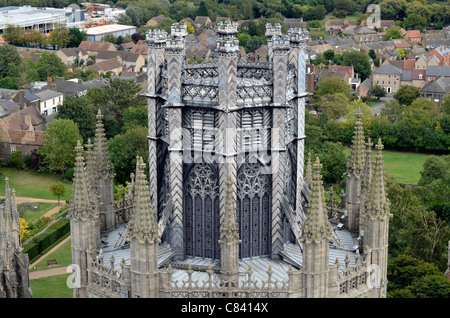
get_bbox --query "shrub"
[7,151,24,169]
[23,219,70,263]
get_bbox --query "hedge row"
[23,219,70,264]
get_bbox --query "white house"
[35,89,64,116]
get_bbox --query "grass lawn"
[30,273,73,298]
[344,148,430,184]
[31,238,72,272]
[18,202,59,224]
[0,167,72,200]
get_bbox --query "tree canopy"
[38,119,83,175]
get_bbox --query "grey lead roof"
[100,219,359,283]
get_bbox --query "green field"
[18,202,59,224]
[31,238,72,272]
[30,274,73,298]
[344,148,430,184]
[0,167,72,200]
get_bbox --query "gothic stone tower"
[0,178,32,298]
[145,21,310,263]
[68,21,391,299]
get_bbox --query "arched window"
[184,163,220,259]
[236,160,271,258]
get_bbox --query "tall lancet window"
[184,163,220,259]
[236,160,271,258]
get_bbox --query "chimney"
[47,75,52,83]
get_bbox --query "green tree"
[36,52,67,81]
[303,5,327,21]
[0,44,21,78]
[48,25,72,49]
[387,254,448,298]
[38,119,82,175]
[381,99,402,122]
[368,84,386,99]
[323,49,335,62]
[442,95,450,115]
[118,13,133,26]
[122,106,148,132]
[197,1,210,17]
[2,25,25,45]
[313,141,347,184]
[333,0,355,18]
[24,28,45,47]
[341,50,371,81]
[125,4,144,26]
[67,28,86,48]
[108,125,149,184]
[404,13,427,31]
[394,85,420,106]
[406,1,431,24]
[317,92,350,120]
[49,182,66,204]
[380,0,407,20]
[314,76,352,98]
[100,78,147,127]
[57,95,97,142]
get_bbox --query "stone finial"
[93,109,113,176]
[216,20,239,54]
[69,140,97,221]
[146,28,168,47]
[265,23,282,38]
[96,109,103,121]
[126,156,160,245]
[300,157,333,245]
[365,138,391,219]
[219,176,240,243]
[346,108,366,175]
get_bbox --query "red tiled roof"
[403,59,416,70]
[407,30,421,39]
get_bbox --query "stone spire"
[93,110,113,176]
[69,140,97,221]
[301,157,333,245]
[366,139,390,220]
[346,108,366,175]
[364,138,391,297]
[300,157,333,298]
[345,108,367,231]
[127,156,160,245]
[92,109,114,231]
